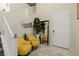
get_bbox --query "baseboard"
[53,44,71,50]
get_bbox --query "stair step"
[0,38,4,56]
[0,48,4,56]
[0,41,1,44]
[0,41,2,48]
[0,48,3,51]
[0,53,4,56]
[0,48,3,52]
[0,44,2,48]
[0,39,1,41]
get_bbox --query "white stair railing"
[0,3,17,56]
[3,15,14,37]
[0,6,28,56]
[1,14,17,56]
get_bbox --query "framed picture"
[22,22,32,28]
[77,3,79,19]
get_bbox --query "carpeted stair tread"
[0,48,4,56]
[0,48,3,52]
[0,52,4,56]
[0,37,4,56]
[0,42,2,48]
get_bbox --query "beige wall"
[36,3,79,55]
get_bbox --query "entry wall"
[36,3,78,55]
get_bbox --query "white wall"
[36,3,79,55]
[4,3,35,36]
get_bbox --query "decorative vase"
[36,34,39,39]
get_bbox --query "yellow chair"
[28,35,40,48]
[18,37,32,56]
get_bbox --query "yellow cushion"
[28,35,40,47]
[18,37,32,56]
[18,37,25,46]
[18,44,32,56]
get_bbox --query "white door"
[53,10,70,49]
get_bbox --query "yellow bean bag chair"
[28,35,40,48]
[18,37,32,56]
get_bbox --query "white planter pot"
[36,34,39,39]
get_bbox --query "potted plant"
[23,33,28,40]
[33,17,41,39]
[40,21,45,33]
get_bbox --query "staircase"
[0,37,4,56]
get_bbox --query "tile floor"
[29,44,71,56]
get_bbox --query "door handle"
[53,30,55,32]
